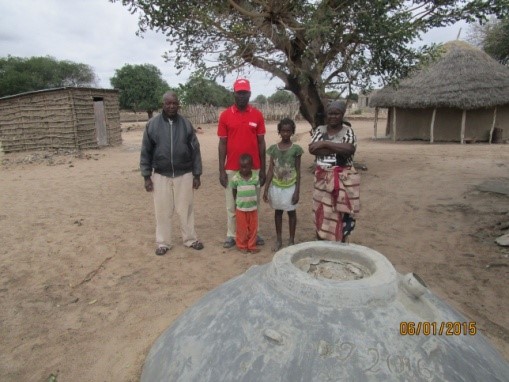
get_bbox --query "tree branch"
[246,55,289,85]
[228,0,270,19]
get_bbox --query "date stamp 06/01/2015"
[400,321,477,336]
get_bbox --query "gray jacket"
[140,112,202,178]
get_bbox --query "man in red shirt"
[218,79,266,248]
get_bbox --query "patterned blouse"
[310,122,357,167]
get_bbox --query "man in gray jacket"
[140,91,204,255]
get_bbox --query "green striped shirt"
[229,172,259,211]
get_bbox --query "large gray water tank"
[141,242,509,381]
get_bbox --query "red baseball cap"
[233,78,251,92]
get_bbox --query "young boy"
[229,153,260,253]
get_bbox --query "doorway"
[93,97,108,146]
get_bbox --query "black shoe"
[155,247,169,256]
[223,237,235,248]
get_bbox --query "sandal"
[155,247,169,256]
[223,237,236,249]
[190,241,204,250]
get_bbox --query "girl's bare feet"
[272,241,282,252]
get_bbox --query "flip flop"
[155,247,169,256]
[190,241,204,250]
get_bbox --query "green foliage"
[347,93,358,102]
[468,17,509,66]
[110,64,171,114]
[325,91,341,99]
[483,18,509,65]
[253,94,267,104]
[113,0,505,126]
[0,56,97,97]
[267,90,295,104]
[178,76,232,106]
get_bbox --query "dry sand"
[1,119,508,381]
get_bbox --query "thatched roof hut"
[0,87,121,153]
[369,41,509,143]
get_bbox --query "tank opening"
[412,272,427,287]
[295,257,372,281]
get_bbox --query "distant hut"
[0,87,121,153]
[369,41,509,143]
[357,93,373,109]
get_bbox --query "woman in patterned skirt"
[308,101,360,242]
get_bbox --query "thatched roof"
[369,41,509,109]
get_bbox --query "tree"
[267,89,295,104]
[113,0,506,128]
[110,64,170,118]
[58,61,98,86]
[253,94,267,104]
[347,93,358,102]
[178,75,232,107]
[468,18,509,65]
[0,56,97,97]
[324,90,341,100]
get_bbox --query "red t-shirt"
[217,105,266,170]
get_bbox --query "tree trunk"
[286,74,325,132]
[147,110,154,119]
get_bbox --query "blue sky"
[0,0,468,97]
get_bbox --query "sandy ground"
[1,118,508,381]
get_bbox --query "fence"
[181,103,303,124]
[253,102,302,121]
[180,104,219,125]
[120,102,309,125]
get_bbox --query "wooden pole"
[373,107,379,140]
[392,107,397,142]
[69,90,79,149]
[430,108,436,143]
[19,98,27,152]
[489,107,497,144]
[460,109,466,144]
